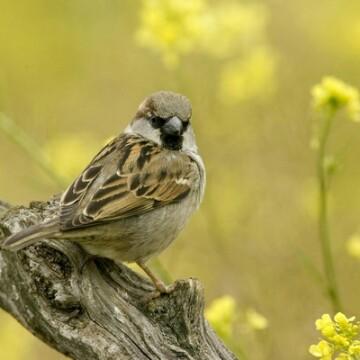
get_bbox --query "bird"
[2,91,206,294]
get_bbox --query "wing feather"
[59,134,198,231]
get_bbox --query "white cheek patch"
[181,126,198,153]
[128,119,162,145]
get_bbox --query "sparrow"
[2,91,206,294]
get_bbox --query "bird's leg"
[137,261,174,295]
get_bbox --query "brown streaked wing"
[59,134,127,229]
[60,138,196,230]
[59,164,102,225]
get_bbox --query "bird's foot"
[136,260,176,301]
[142,282,176,302]
[154,280,175,295]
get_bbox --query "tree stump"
[0,199,238,360]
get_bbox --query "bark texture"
[0,199,237,360]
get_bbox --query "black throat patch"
[160,134,183,150]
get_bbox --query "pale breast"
[78,151,205,263]
[79,179,201,263]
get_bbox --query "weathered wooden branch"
[0,198,237,360]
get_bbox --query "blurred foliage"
[136,0,269,65]
[218,46,277,104]
[346,235,360,260]
[136,0,206,67]
[312,77,360,123]
[245,308,269,331]
[206,295,237,341]
[205,295,268,358]
[136,0,276,103]
[1,0,360,359]
[44,134,100,182]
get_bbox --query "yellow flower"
[136,0,205,68]
[348,340,360,356]
[316,314,335,336]
[219,46,277,104]
[205,295,236,340]
[311,76,360,122]
[309,340,334,359]
[334,312,359,338]
[245,308,268,331]
[334,313,353,329]
[136,0,274,75]
[346,234,360,259]
[310,313,360,359]
[332,335,350,348]
[335,353,351,360]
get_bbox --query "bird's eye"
[182,120,189,131]
[150,116,165,128]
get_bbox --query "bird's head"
[127,91,197,152]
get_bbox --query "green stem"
[0,113,67,188]
[317,110,342,312]
[296,249,324,286]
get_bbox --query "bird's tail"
[2,220,60,251]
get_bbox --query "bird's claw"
[155,280,175,294]
[141,282,176,302]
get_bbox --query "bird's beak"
[162,116,183,136]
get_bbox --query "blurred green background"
[1,0,360,359]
